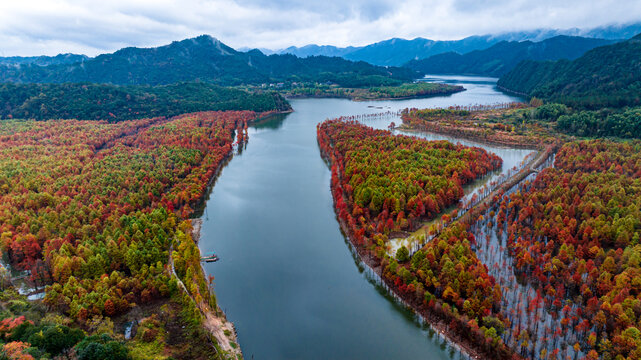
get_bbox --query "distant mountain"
[567,22,641,40]
[0,36,263,85]
[343,36,506,66]
[0,35,418,87]
[236,47,275,55]
[487,22,641,42]
[405,36,616,77]
[271,22,641,66]
[0,53,88,67]
[276,36,506,66]
[497,33,641,108]
[277,44,360,58]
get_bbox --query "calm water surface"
[199,75,526,359]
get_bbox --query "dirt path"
[456,143,555,225]
[398,143,555,257]
[320,134,558,360]
[168,241,242,359]
[191,218,203,244]
[199,302,240,359]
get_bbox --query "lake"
[199,75,526,359]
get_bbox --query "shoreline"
[284,88,465,102]
[168,230,242,359]
[189,218,243,359]
[397,123,545,150]
[343,239,486,360]
[190,107,547,359]
[257,109,294,116]
[190,109,291,217]
[316,125,559,360]
[318,143,507,360]
[182,108,291,358]
[330,181,490,360]
[496,85,530,98]
[178,111,291,359]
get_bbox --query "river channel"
[199,75,530,359]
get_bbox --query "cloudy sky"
[1,0,640,56]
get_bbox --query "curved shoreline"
[496,85,530,98]
[328,182,490,360]
[337,221,485,360]
[317,129,558,360]
[398,125,539,149]
[169,230,242,359]
[284,88,465,102]
[319,144,502,360]
[397,123,545,149]
[181,110,289,359]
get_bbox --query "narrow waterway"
[198,75,527,359]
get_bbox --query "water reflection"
[253,113,289,130]
[198,75,524,360]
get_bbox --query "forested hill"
[0,35,418,87]
[497,33,641,108]
[0,82,292,121]
[404,36,616,77]
[341,36,501,66]
[0,53,89,66]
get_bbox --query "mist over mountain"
[273,36,503,66]
[405,36,616,77]
[269,22,641,66]
[274,45,360,58]
[3,22,638,72]
[1,23,638,91]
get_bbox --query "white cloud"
[0,0,639,56]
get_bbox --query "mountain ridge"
[269,22,641,66]
[497,33,641,108]
[0,35,419,87]
[404,35,617,77]
[0,53,89,67]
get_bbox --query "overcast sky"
[1,0,640,56]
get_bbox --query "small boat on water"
[201,252,220,263]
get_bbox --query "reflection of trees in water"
[341,228,472,360]
[251,113,289,130]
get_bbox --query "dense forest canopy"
[497,33,641,108]
[387,102,641,359]
[402,102,641,141]
[495,140,641,359]
[2,21,641,360]
[0,82,291,121]
[317,119,515,358]
[404,36,616,77]
[0,111,255,357]
[554,106,641,138]
[318,119,502,232]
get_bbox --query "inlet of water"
[198,75,529,359]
